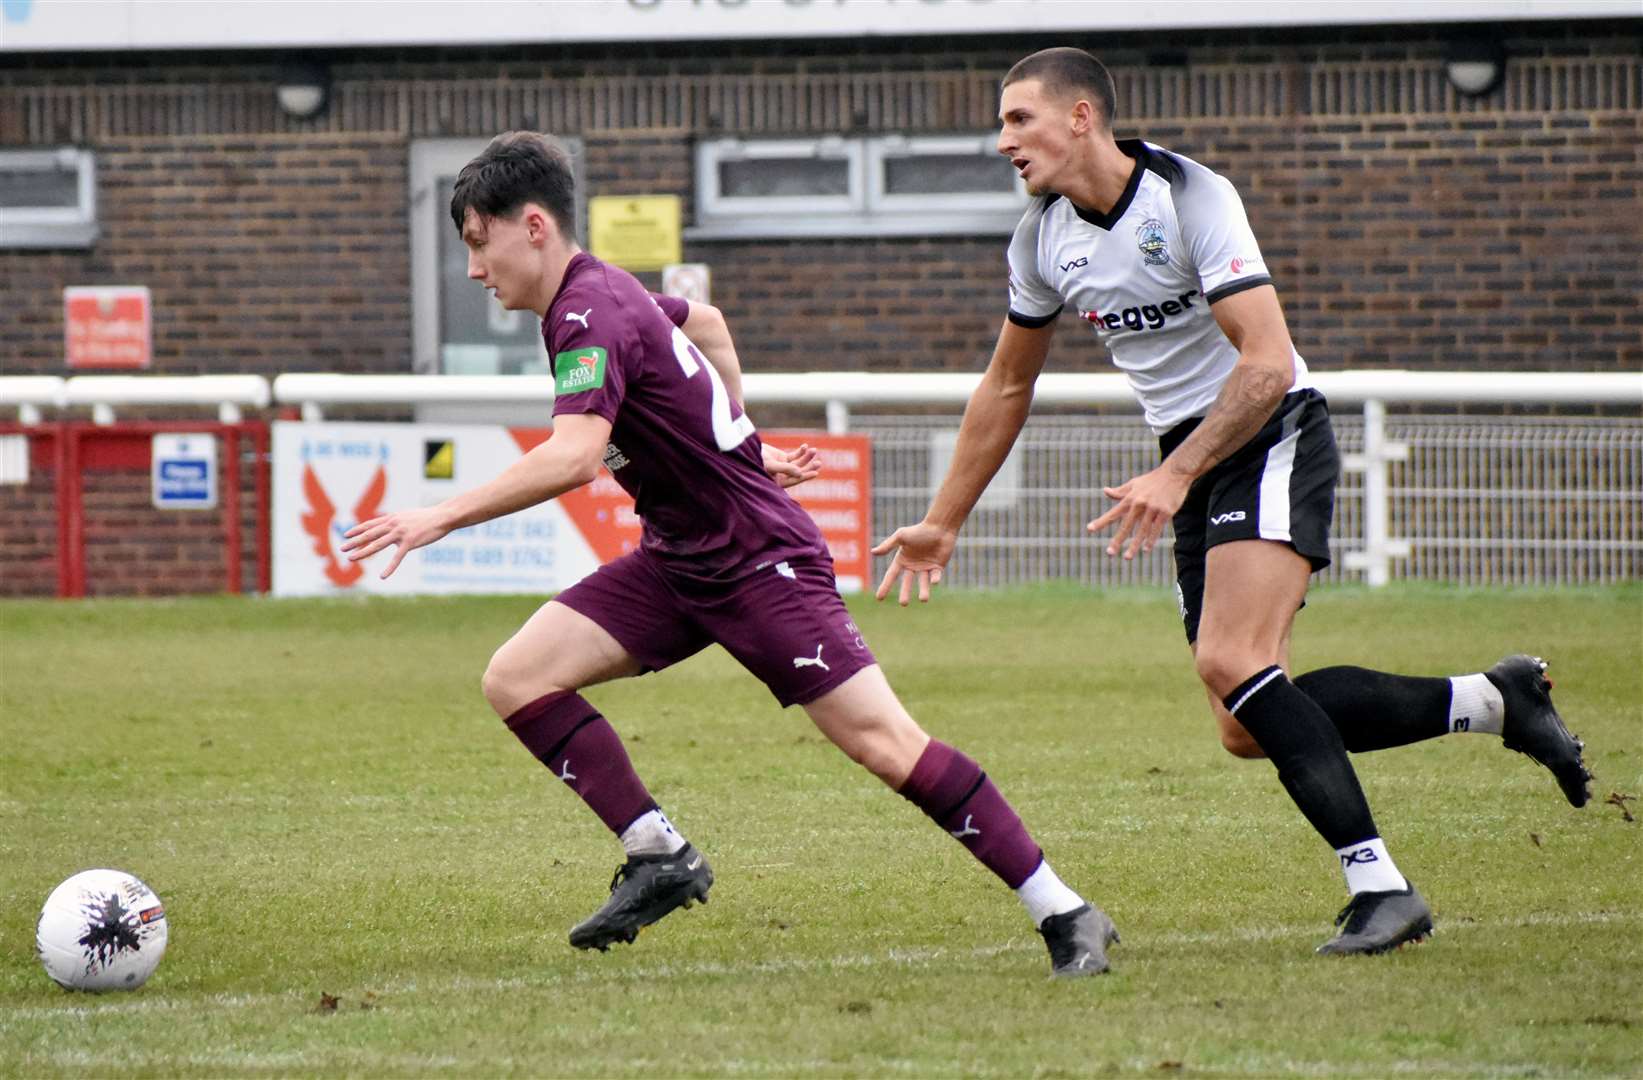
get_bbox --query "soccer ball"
[36,869,168,991]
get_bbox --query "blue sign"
[152,434,217,510]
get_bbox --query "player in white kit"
[874,48,1592,956]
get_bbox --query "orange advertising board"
[64,286,152,370]
[510,427,873,591]
[771,432,873,592]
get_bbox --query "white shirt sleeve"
[1005,197,1064,328]
[1175,169,1274,305]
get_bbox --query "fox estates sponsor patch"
[554,347,608,394]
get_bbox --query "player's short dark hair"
[1003,48,1118,128]
[450,131,576,237]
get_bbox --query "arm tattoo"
[1166,365,1289,481]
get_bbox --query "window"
[691,134,1026,239]
[408,138,586,379]
[0,148,98,249]
[697,137,862,220]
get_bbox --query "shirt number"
[670,326,755,452]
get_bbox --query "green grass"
[2,584,1640,1077]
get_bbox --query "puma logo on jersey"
[793,644,829,671]
[1209,510,1246,526]
[950,815,981,839]
[558,761,576,782]
[775,561,797,580]
[564,308,592,329]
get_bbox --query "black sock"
[1225,666,1380,850]
[1294,666,1451,752]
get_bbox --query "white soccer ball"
[36,869,168,992]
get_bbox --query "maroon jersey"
[543,253,827,584]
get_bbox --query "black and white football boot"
[1037,903,1120,977]
[1315,885,1434,956]
[1488,654,1593,808]
[568,844,713,952]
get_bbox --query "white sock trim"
[619,808,687,857]
[1335,837,1408,895]
[1015,859,1086,927]
[1449,673,1504,735]
[1227,667,1286,715]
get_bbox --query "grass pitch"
[2,584,1640,1078]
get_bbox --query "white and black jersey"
[1006,140,1313,433]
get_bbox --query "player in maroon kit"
[342,132,1118,977]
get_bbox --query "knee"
[842,727,903,784]
[480,655,515,717]
[1194,643,1264,700]
[482,645,564,719]
[832,715,927,787]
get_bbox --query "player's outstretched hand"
[871,522,957,606]
[763,441,821,489]
[341,506,452,579]
[1086,464,1190,560]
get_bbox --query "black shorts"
[1164,388,1339,645]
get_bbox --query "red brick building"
[2,7,1639,595]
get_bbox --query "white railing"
[0,373,269,424]
[265,370,1640,587]
[3,370,1638,587]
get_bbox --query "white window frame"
[0,147,98,249]
[695,136,863,224]
[689,133,1026,240]
[867,134,1028,217]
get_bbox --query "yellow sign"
[588,195,682,272]
[424,440,454,480]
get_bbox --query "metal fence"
[9,371,1638,590]
[858,413,1643,589]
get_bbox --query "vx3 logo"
[1340,847,1380,867]
[1059,256,1089,272]
[1209,510,1247,526]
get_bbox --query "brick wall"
[2,23,1637,381]
[2,136,410,377]
[0,442,57,596]
[1,23,1638,595]
[0,426,265,598]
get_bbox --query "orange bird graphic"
[300,463,387,588]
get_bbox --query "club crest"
[1136,219,1169,266]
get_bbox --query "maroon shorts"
[553,551,876,708]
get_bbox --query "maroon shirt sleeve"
[650,292,689,328]
[548,289,630,424]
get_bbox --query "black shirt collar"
[1069,139,1149,232]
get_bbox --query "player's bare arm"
[677,298,818,489]
[1088,284,1296,559]
[873,318,1054,605]
[679,300,743,406]
[341,412,612,578]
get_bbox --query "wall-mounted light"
[1445,37,1506,97]
[276,60,330,120]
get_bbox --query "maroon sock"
[897,739,1044,889]
[503,690,658,836]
